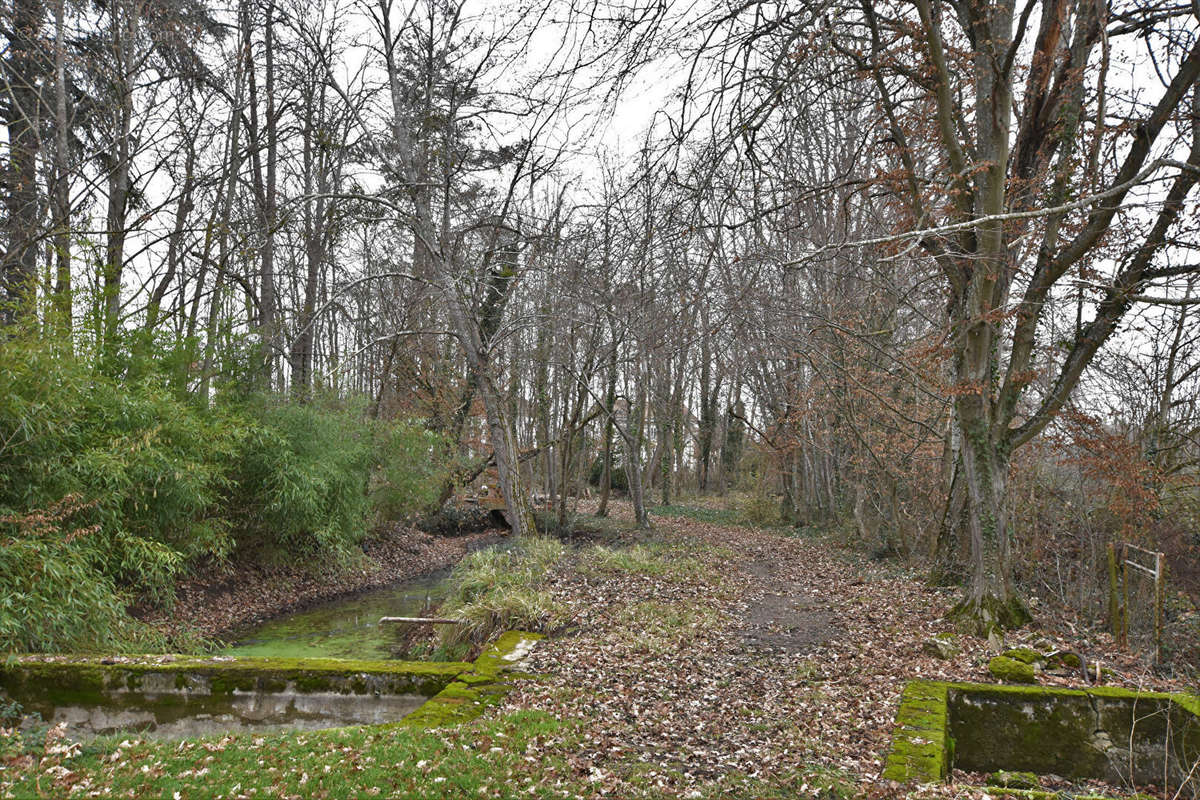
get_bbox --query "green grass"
[0,708,856,800]
[649,503,749,526]
[438,536,568,650]
[1,710,579,799]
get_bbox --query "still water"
[222,569,453,660]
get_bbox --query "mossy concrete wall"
[885,680,1200,793]
[400,631,543,728]
[0,635,541,738]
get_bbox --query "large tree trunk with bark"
[951,404,1030,633]
[1,0,44,324]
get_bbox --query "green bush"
[0,340,233,606]
[371,421,451,520]
[738,487,783,527]
[0,498,164,654]
[227,400,373,561]
[0,335,456,653]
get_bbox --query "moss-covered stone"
[1045,651,1082,670]
[922,634,960,660]
[986,770,1038,789]
[988,656,1037,683]
[1000,648,1042,666]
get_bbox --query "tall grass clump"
[438,536,568,650]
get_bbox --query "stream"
[223,538,508,661]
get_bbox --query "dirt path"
[741,556,838,654]
[500,507,1187,799]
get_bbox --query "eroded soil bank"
[135,524,506,643]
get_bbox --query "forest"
[1,0,1199,797]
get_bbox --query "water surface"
[223,569,455,660]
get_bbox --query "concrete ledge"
[399,631,544,728]
[0,633,542,737]
[883,680,1200,795]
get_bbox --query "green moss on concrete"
[400,631,543,729]
[1,632,545,737]
[885,680,1200,791]
[988,656,1037,683]
[881,680,951,782]
[0,654,473,728]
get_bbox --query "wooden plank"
[378,616,467,625]
[1123,560,1158,578]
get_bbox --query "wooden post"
[1107,543,1121,639]
[1154,552,1166,666]
[1120,543,1129,648]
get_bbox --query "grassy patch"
[649,497,792,529]
[649,504,749,526]
[582,542,704,577]
[437,536,568,651]
[1,710,580,800]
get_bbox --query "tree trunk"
[50,0,70,341]
[102,0,138,368]
[949,402,1031,634]
[1,0,44,324]
[596,337,617,517]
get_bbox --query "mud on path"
[741,557,839,654]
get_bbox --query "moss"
[986,770,1038,789]
[887,681,1200,793]
[988,656,1037,683]
[399,631,543,730]
[881,680,951,782]
[1000,648,1042,665]
[0,654,474,723]
[1,633,545,737]
[1046,651,1081,670]
[949,594,1032,636]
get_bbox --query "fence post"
[1154,552,1166,665]
[1107,543,1121,639]
[1120,543,1129,648]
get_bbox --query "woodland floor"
[502,500,1195,799]
[3,500,1197,799]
